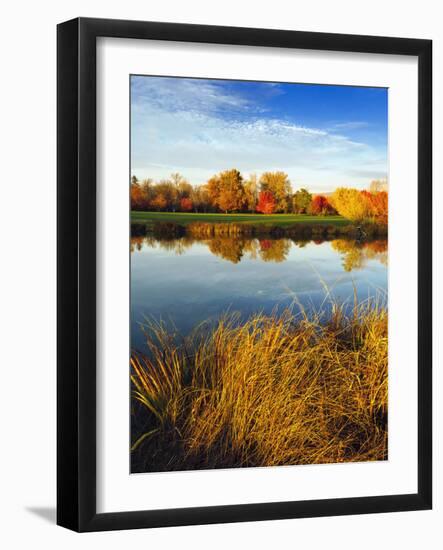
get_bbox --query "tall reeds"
[131,301,388,472]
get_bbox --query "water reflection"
[130,233,388,350]
[331,239,388,272]
[131,234,388,271]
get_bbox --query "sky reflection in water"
[130,235,387,353]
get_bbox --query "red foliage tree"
[310,195,335,215]
[180,197,193,212]
[256,191,276,214]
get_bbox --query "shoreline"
[131,219,388,240]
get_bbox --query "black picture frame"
[57,17,432,532]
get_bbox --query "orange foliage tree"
[206,169,246,213]
[361,190,388,225]
[151,194,168,211]
[372,191,388,224]
[180,197,193,212]
[130,181,145,210]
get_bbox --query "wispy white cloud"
[131,77,386,192]
[331,121,370,130]
[132,76,254,115]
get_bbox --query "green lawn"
[131,211,350,227]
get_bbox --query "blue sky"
[131,76,387,193]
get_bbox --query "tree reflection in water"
[331,239,387,272]
[131,233,388,270]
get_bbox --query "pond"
[130,233,387,353]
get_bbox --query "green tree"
[292,188,312,214]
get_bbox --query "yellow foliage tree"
[330,188,370,222]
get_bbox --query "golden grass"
[131,301,388,472]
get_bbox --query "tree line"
[130,170,387,223]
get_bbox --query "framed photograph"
[57,17,432,532]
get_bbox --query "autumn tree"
[191,185,211,213]
[180,197,193,212]
[361,190,388,225]
[206,175,222,209]
[369,179,388,193]
[218,169,245,212]
[244,173,258,212]
[171,172,193,201]
[170,172,185,188]
[151,193,168,211]
[256,190,276,214]
[130,178,145,210]
[292,188,312,214]
[154,180,178,211]
[138,178,154,209]
[310,195,335,215]
[330,188,370,222]
[206,169,246,213]
[259,171,291,212]
[371,191,388,224]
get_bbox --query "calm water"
[130,234,387,353]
